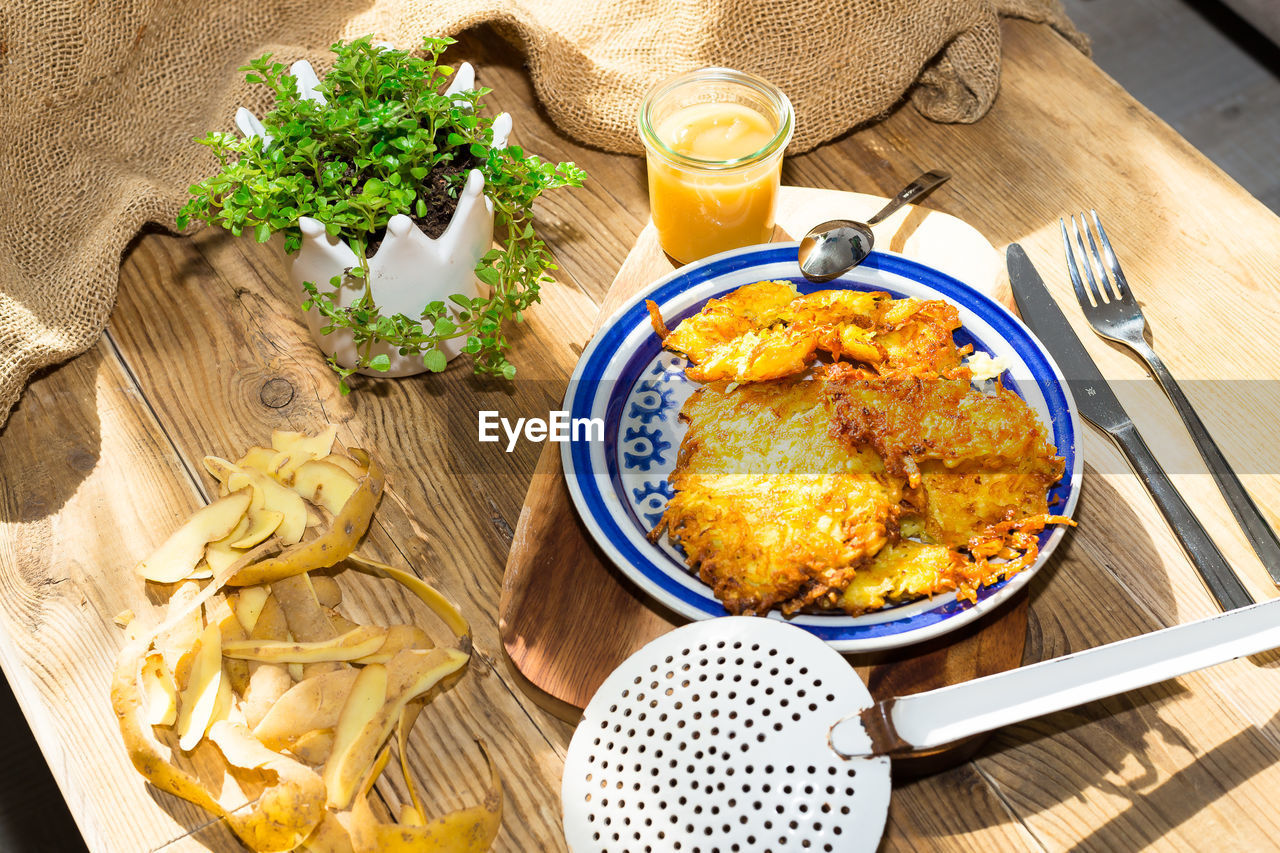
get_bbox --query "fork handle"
[1112,421,1255,610]
[1131,341,1280,586]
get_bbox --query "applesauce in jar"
[639,68,794,265]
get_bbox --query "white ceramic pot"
[238,58,510,377]
[291,168,491,376]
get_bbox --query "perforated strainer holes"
[565,623,883,853]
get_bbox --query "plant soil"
[366,154,477,256]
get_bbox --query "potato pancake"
[647,280,816,383]
[650,281,1070,618]
[647,282,965,383]
[825,362,1063,489]
[651,376,902,616]
[838,538,963,615]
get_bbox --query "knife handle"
[1112,422,1255,611]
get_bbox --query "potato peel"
[140,652,177,727]
[137,490,251,584]
[223,626,387,663]
[325,648,470,810]
[209,721,328,852]
[325,663,389,808]
[349,740,503,853]
[226,450,384,587]
[293,459,360,516]
[254,668,361,751]
[233,585,272,634]
[111,434,496,852]
[344,553,470,644]
[174,621,224,752]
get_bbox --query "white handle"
[831,596,1280,757]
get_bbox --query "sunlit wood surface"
[2,19,1280,851]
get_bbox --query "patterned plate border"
[562,243,1082,652]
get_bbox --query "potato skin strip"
[349,739,503,853]
[253,668,360,750]
[208,721,328,852]
[222,626,387,662]
[113,642,327,852]
[112,433,496,852]
[137,490,252,583]
[174,621,224,751]
[112,649,224,816]
[344,552,470,644]
[324,663,389,808]
[140,652,177,726]
[302,812,356,853]
[227,450,384,587]
[397,703,427,824]
[324,647,470,810]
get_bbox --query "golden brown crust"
[651,282,1070,617]
[658,376,901,615]
[653,282,969,384]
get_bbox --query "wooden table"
[4,18,1280,852]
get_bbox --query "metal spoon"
[798,170,952,282]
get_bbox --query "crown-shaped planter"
[236,58,512,377]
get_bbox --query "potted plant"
[177,36,586,390]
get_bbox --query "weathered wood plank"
[109,224,586,850]
[0,340,246,850]
[978,452,1280,850]
[3,17,1280,853]
[883,763,1043,853]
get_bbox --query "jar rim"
[637,67,794,171]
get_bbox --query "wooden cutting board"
[500,186,1023,765]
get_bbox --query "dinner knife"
[1007,244,1254,611]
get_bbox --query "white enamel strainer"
[563,599,1280,852]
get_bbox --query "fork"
[1063,211,1280,586]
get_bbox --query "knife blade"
[1007,243,1253,611]
[1007,244,1132,433]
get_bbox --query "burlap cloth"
[0,0,1085,427]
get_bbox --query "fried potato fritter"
[838,539,964,615]
[874,298,967,375]
[649,281,1070,618]
[917,464,1058,549]
[825,363,1064,489]
[647,281,815,383]
[647,282,967,383]
[650,377,901,616]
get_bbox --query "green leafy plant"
[177,36,586,389]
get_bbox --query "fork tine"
[1091,210,1132,301]
[1071,215,1105,305]
[1060,218,1093,308]
[1081,214,1117,302]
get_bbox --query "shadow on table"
[1070,707,1280,852]
[0,348,103,525]
[905,461,1280,849]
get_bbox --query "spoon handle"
[865,170,951,225]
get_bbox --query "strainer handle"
[831,595,1280,757]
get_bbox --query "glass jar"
[638,68,794,265]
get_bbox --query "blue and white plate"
[562,243,1082,652]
